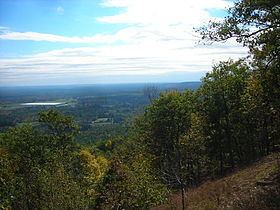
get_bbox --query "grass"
[152,153,280,210]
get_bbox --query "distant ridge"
[0,82,201,99]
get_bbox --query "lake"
[21,102,65,106]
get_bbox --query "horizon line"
[0,81,202,88]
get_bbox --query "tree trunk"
[181,186,185,210]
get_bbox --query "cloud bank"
[0,0,248,86]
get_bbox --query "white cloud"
[0,0,248,85]
[98,0,232,25]
[0,40,248,85]
[0,0,232,44]
[56,6,64,15]
[0,30,119,43]
[0,26,9,32]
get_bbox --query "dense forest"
[1,0,280,209]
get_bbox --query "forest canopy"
[1,0,279,209]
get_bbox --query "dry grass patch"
[152,153,280,210]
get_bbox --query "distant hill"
[157,82,201,91]
[153,153,280,210]
[0,82,201,101]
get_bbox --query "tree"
[199,0,280,57]
[95,137,167,209]
[198,60,249,173]
[38,109,79,157]
[199,0,280,155]
[0,110,86,209]
[143,91,194,172]
[0,125,40,209]
[72,148,108,207]
[134,90,199,209]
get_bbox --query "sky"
[0,0,248,86]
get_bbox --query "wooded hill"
[1,0,279,209]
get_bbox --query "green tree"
[0,125,41,209]
[199,0,280,57]
[199,0,280,155]
[72,148,108,207]
[95,137,167,209]
[0,110,87,209]
[142,91,194,174]
[134,90,200,209]
[198,60,249,173]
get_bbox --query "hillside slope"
[153,153,280,210]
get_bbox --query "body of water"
[21,102,64,106]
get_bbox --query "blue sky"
[0,0,123,56]
[0,0,247,86]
